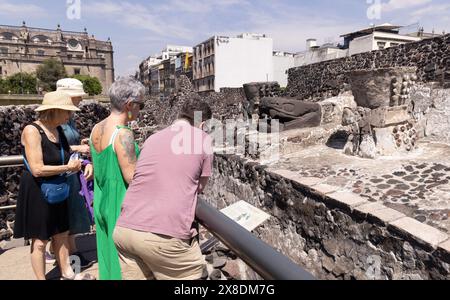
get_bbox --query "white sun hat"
[35,91,81,112]
[56,78,87,97]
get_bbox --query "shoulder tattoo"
[118,130,137,164]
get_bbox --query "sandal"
[61,273,96,280]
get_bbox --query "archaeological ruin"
[1,33,450,280]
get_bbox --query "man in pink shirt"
[113,99,213,280]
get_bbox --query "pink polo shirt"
[116,120,213,240]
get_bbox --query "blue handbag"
[24,134,70,205]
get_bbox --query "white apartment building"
[291,24,435,69]
[273,51,295,87]
[161,45,193,60]
[193,33,274,92]
[341,24,422,56]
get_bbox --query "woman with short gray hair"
[89,77,145,280]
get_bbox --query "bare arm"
[21,125,80,177]
[115,129,137,184]
[197,177,209,194]
[70,144,90,155]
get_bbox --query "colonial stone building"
[0,22,114,93]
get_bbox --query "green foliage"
[72,74,102,96]
[0,78,7,94]
[36,58,67,92]
[5,73,37,94]
[0,73,37,94]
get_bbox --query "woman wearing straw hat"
[13,91,95,280]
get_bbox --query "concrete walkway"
[0,234,145,280]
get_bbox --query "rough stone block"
[327,191,368,208]
[431,88,450,111]
[438,239,450,254]
[267,169,298,180]
[354,202,387,215]
[291,176,323,187]
[368,208,406,224]
[313,184,340,195]
[373,127,397,156]
[389,217,449,248]
[410,85,432,114]
[425,109,450,143]
[369,105,410,127]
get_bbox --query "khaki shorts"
[113,226,205,280]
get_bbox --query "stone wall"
[410,84,450,144]
[286,34,450,101]
[202,154,450,280]
[143,75,246,127]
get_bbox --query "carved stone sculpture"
[343,67,419,158]
[259,97,321,131]
[243,82,281,118]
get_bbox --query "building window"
[0,47,8,54]
[377,42,386,49]
[76,54,83,59]
[1,32,15,40]
[36,50,45,56]
[390,43,399,47]
[74,68,81,75]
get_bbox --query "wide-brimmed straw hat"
[56,78,87,97]
[35,91,81,112]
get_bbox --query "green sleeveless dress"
[90,125,140,280]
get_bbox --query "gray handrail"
[196,199,315,280]
[0,155,24,168]
[0,155,315,280]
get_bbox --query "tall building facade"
[138,45,192,97]
[0,22,114,93]
[193,33,274,93]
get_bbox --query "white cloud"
[381,0,432,12]
[0,0,46,17]
[159,0,249,14]
[244,3,358,52]
[410,3,450,17]
[87,1,192,39]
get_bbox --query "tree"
[0,78,7,94]
[72,74,102,96]
[36,58,67,92]
[4,73,37,94]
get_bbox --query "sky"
[0,0,449,77]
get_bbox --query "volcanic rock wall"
[202,154,450,280]
[286,34,450,101]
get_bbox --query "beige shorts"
[113,226,205,280]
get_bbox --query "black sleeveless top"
[23,123,71,180]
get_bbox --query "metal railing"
[0,155,23,211]
[0,155,23,168]
[196,200,315,280]
[0,155,315,280]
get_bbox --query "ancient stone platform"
[267,139,450,233]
